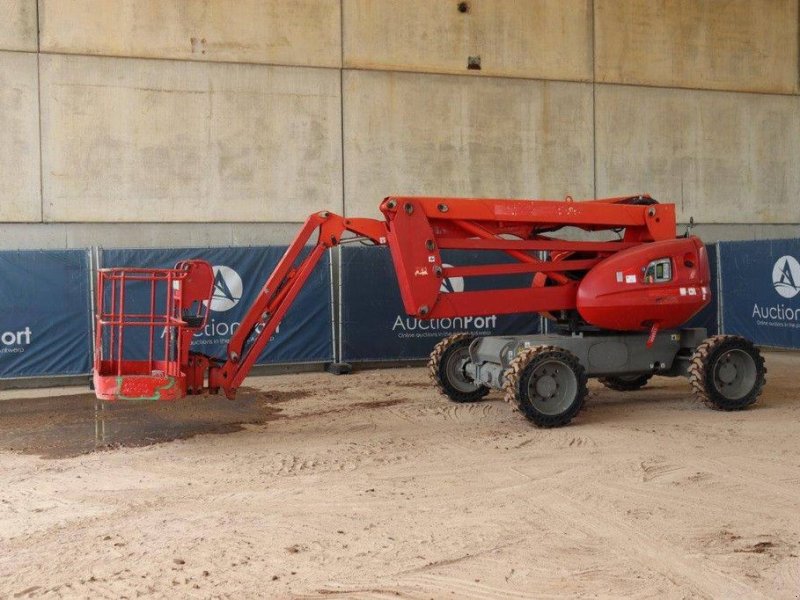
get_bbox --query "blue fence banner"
[719,238,800,348]
[101,246,333,364]
[341,246,541,361]
[0,250,92,378]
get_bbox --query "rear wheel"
[503,346,587,428]
[599,374,652,391]
[429,334,490,403]
[688,335,766,410]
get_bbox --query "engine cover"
[576,236,711,331]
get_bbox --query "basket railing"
[93,261,214,400]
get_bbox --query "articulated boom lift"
[94,195,765,427]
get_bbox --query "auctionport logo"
[175,265,244,345]
[0,326,32,354]
[188,264,277,345]
[208,265,242,312]
[772,255,800,299]
[751,254,800,328]
[392,264,498,336]
[439,264,464,293]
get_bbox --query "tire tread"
[428,333,489,403]
[502,345,588,427]
[688,335,766,411]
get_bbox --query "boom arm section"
[201,212,387,399]
[377,195,676,320]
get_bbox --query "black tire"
[503,346,588,428]
[688,335,766,411]
[599,374,653,391]
[619,195,658,206]
[428,334,490,403]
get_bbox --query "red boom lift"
[93,195,765,427]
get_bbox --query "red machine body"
[576,236,710,331]
[93,195,711,401]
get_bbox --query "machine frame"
[93,195,766,427]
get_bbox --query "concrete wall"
[343,71,593,218]
[343,0,592,81]
[595,0,798,94]
[0,0,37,52]
[0,0,799,248]
[596,85,800,224]
[40,54,341,223]
[38,0,341,67]
[0,50,39,222]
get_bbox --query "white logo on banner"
[0,326,31,354]
[439,263,464,293]
[207,265,243,312]
[751,254,800,329]
[772,255,800,299]
[167,262,285,346]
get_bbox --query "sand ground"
[0,351,799,599]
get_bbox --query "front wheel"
[688,335,766,410]
[503,346,587,428]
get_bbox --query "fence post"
[715,242,724,335]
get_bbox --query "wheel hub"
[526,360,576,416]
[717,360,737,384]
[445,348,479,393]
[713,349,758,400]
[535,375,557,398]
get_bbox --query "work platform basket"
[92,260,214,401]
